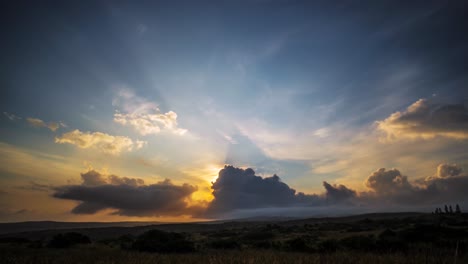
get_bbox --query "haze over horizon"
[1,1,468,222]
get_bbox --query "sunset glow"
[1,1,468,223]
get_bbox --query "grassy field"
[0,245,464,264]
[1,213,467,263]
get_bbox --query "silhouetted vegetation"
[436,204,462,214]
[131,229,195,253]
[1,213,468,263]
[47,232,91,248]
[208,238,241,250]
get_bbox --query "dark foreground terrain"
[1,212,467,264]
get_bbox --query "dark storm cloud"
[53,171,199,217]
[422,164,468,202]
[361,164,468,205]
[323,181,356,203]
[80,170,145,187]
[205,166,330,216]
[377,99,468,140]
[207,166,298,213]
[206,165,468,217]
[435,163,463,178]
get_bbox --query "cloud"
[361,164,468,205]
[49,164,468,219]
[424,167,468,203]
[26,117,64,132]
[55,129,146,155]
[113,89,187,136]
[365,168,413,196]
[208,166,297,213]
[207,165,468,217]
[79,170,145,187]
[206,166,326,216]
[17,181,52,192]
[114,111,187,136]
[53,170,200,217]
[377,99,468,140]
[323,181,356,203]
[435,163,462,178]
[3,112,21,121]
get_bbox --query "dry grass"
[0,245,464,264]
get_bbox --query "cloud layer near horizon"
[53,170,201,216]
[52,164,468,218]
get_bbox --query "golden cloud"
[55,129,146,155]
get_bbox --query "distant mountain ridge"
[0,221,164,235]
[0,212,425,237]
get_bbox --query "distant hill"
[0,221,163,235]
[0,212,429,240]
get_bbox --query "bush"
[317,239,340,253]
[116,235,135,250]
[0,237,30,244]
[340,235,376,251]
[208,239,240,249]
[375,229,407,252]
[132,229,195,253]
[242,230,275,241]
[47,232,91,248]
[286,237,310,252]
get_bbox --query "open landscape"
[1,212,467,263]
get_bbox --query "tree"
[132,229,195,253]
[449,205,454,214]
[445,205,449,214]
[456,204,462,214]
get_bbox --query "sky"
[1,0,468,222]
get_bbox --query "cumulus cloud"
[435,163,462,178]
[52,165,468,218]
[323,181,356,203]
[361,164,468,205]
[26,117,63,131]
[206,165,468,217]
[55,129,146,155]
[53,170,200,216]
[113,89,187,136]
[377,99,468,140]
[206,166,328,216]
[3,112,21,121]
[114,111,187,136]
[365,168,413,195]
[423,165,468,203]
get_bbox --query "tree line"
[434,204,462,214]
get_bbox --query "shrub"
[116,235,135,250]
[242,230,275,241]
[286,237,310,252]
[317,239,340,253]
[208,238,240,250]
[0,237,30,244]
[47,232,91,248]
[132,229,195,253]
[340,235,376,251]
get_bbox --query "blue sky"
[1,1,468,221]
